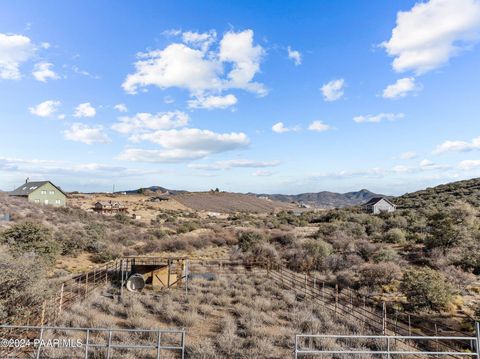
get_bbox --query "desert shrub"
[364,216,384,236]
[383,215,408,230]
[372,248,399,263]
[270,231,295,246]
[302,239,333,271]
[400,267,453,311]
[114,213,131,224]
[159,238,188,252]
[0,250,50,321]
[474,304,480,321]
[1,221,59,261]
[149,228,168,239]
[454,238,480,274]
[285,247,314,272]
[358,263,401,289]
[244,243,280,266]
[355,240,377,261]
[425,202,477,253]
[276,211,307,226]
[177,221,199,234]
[54,226,90,255]
[336,270,357,289]
[383,228,406,244]
[314,222,340,238]
[238,231,265,251]
[85,222,107,243]
[329,231,356,252]
[90,244,122,263]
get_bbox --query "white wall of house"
[373,199,395,214]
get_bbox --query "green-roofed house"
[9,180,67,207]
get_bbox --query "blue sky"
[1,0,480,195]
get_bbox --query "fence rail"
[294,324,480,358]
[267,265,474,355]
[0,325,185,359]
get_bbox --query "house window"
[49,190,55,195]
[44,199,49,205]
[55,199,61,205]
[34,199,40,204]
[41,190,47,195]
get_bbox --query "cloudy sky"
[1,0,480,194]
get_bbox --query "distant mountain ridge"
[123,186,186,195]
[126,186,384,209]
[254,189,385,208]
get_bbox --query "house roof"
[9,181,66,197]
[363,197,396,207]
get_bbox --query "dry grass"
[174,192,294,213]
[58,265,373,358]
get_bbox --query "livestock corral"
[2,257,479,358]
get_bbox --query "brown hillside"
[173,191,294,213]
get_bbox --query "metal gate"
[0,325,185,359]
[295,322,480,358]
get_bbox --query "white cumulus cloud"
[320,79,345,102]
[118,128,249,163]
[433,136,480,154]
[382,77,420,99]
[112,111,189,134]
[382,0,480,74]
[353,112,404,123]
[122,29,266,99]
[252,170,274,177]
[182,30,217,51]
[29,100,61,117]
[189,159,280,170]
[0,33,35,79]
[287,46,302,65]
[188,94,237,109]
[74,102,96,118]
[458,159,480,170]
[272,122,291,133]
[32,62,59,82]
[399,151,417,160]
[308,120,332,132]
[114,103,128,112]
[63,123,111,144]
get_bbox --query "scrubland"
[1,177,480,355]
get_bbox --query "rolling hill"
[255,189,385,208]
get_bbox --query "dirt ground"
[68,193,189,223]
[58,265,366,359]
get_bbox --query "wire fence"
[4,260,118,327]
[294,324,480,358]
[3,256,477,357]
[266,265,475,355]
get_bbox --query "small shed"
[363,197,396,214]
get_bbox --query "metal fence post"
[181,330,185,359]
[58,283,64,317]
[35,327,44,359]
[383,302,387,335]
[475,321,480,358]
[185,260,189,298]
[120,259,124,297]
[106,329,112,359]
[294,335,298,359]
[84,329,90,359]
[156,330,161,359]
[386,336,391,359]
